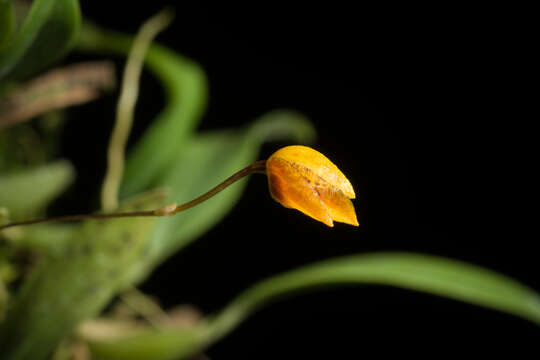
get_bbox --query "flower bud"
[266,145,358,227]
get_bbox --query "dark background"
[56,2,535,358]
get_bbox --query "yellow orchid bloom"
[266,145,358,227]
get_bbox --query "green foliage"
[88,329,204,360]
[8,223,77,257]
[207,252,540,333]
[0,160,74,220]
[0,189,168,360]
[0,0,15,52]
[0,0,81,84]
[86,252,540,360]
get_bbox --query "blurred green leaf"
[0,160,75,220]
[87,252,540,360]
[77,23,208,197]
[9,223,77,256]
[0,0,16,52]
[204,252,540,343]
[0,0,81,83]
[0,0,55,80]
[0,189,169,360]
[142,110,315,267]
[88,328,204,360]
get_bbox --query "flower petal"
[267,157,333,227]
[268,145,355,199]
[314,182,359,226]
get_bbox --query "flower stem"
[0,160,266,231]
[170,160,266,214]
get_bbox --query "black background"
[55,2,536,358]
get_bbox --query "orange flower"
[266,145,358,227]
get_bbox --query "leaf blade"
[0,0,81,83]
[0,160,75,220]
[86,252,540,360]
[205,252,540,344]
[0,0,16,52]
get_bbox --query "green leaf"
[144,110,316,265]
[86,252,540,360]
[77,23,208,196]
[88,328,205,360]
[0,189,169,360]
[0,0,16,52]
[205,252,540,342]
[0,160,75,220]
[0,0,55,80]
[9,223,77,256]
[0,0,81,83]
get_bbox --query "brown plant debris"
[0,61,116,129]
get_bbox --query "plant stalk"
[101,9,174,211]
[0,160,266,230]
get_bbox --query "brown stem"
[171,160,266,214]
[0,160,267,231]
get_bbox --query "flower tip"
[349,216,360,227]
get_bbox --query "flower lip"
[266,145,358,227]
